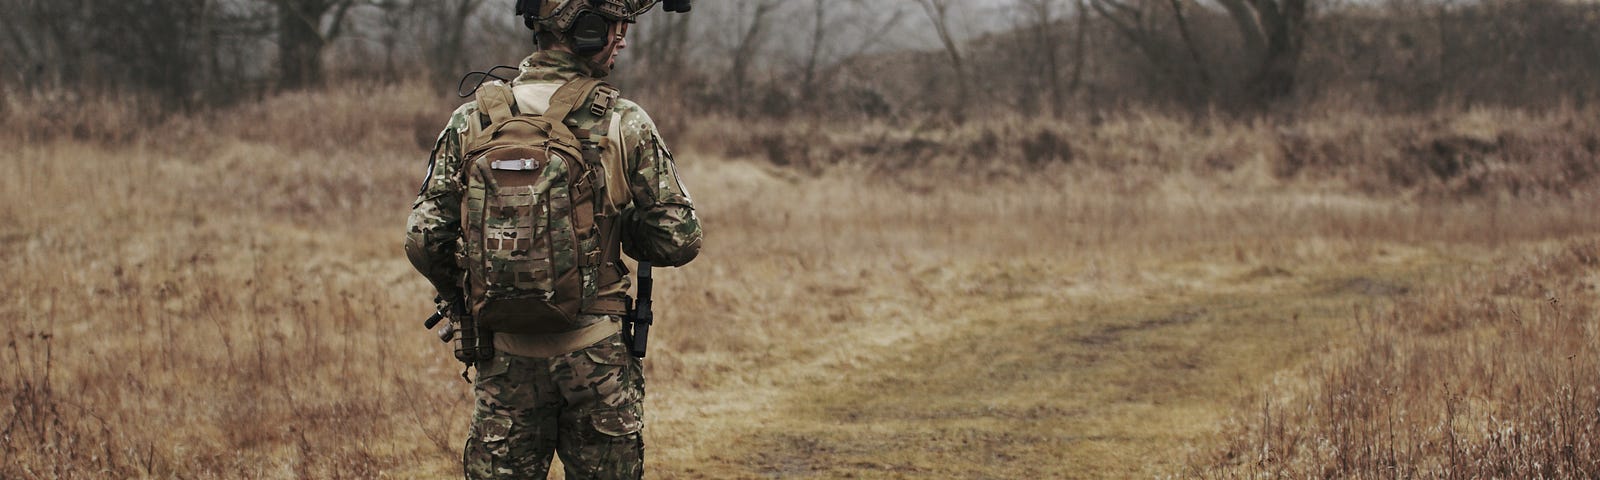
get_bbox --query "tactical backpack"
[457,78,630,334]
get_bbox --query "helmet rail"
[515,0,691,34]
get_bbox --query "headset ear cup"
[571,12,609,56]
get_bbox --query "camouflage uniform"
[464,334,645,479]
[405,50,702,479]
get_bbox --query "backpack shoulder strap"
[541,78,632,317]
[544,78,605,123]
[473,82,517,125]
[464,82,518,153]
[539,78,620,154]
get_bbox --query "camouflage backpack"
[457,78,629,334]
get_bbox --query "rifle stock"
[625,261,653,358]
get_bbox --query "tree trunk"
[1043,7,1064,117]
[801,0,826,94]
[277,0,325,90]
[1248,0,1307,102]
[424,0,485,89]
[273,0,354,91]
[1216,0,1309,105]
[1020,0,1066,117]
[1167,0,1214,95]
[729,0,779,116]
[914,0,970,117]
[1070,0,1088,95]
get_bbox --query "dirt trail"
[654,246,1468,478]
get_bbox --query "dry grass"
[682,105,1600,200]
[1188,241,1600,478]
[1,86,1597,478]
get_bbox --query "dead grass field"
[2,86,1598,478]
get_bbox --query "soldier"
[404,1,701,478]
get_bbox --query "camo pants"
[464,333,645,480]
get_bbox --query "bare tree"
[1165,0,1214,92]
[0,0,270,106]
[97,0,208,103]
[1089,0,1184,82]
[1070,0,1089,94]
[0,1,76,90]
[1091,0,1309,108]
[412,0,489,88]
[1216,0,1309,103]
[270,0,359,90]
[634,3,695,86]
[801,0,828,93]
[727,0,781,116]
[9,0,1598,117]
[368,0,412,79]
[794,0,906,95]
[910,0,970,115]
[1016,0,1067,117]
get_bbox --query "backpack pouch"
[467,143,592,334]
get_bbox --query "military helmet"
[516,0,691,33]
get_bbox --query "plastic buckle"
[591,86,619,117]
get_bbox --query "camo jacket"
[405,51,703,300]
